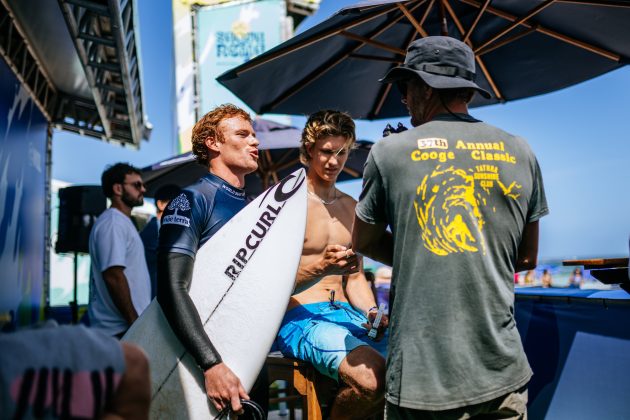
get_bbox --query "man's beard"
[122,191,143,208]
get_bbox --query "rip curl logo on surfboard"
[162,193,191,227]
[224,172,305,282]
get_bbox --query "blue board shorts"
[275,301,388,381]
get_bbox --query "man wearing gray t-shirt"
[353,36,548,419]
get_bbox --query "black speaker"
[55,186,107,254]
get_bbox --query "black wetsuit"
[157,172,247,369]
[157,172,268,417]
[157,173,268,417]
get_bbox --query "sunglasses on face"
[123,181,145,191]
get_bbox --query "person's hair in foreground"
[191,104,252,167]
[154,184,181,203]
[101,162,142,198]
[154,184,181,221]
[299,110,356,165]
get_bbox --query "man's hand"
[204,362,249,414]
[319,245,360,276]
[362,308,389,342]
[295,245,360,292]
[102,266,138,325]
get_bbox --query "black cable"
[215,399,266,420]
[242,400,266,419]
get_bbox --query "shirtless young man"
[275,110,388,419]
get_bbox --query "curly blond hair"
[191,104,251,167]
[300,110,356,165]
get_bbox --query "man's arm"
[102,266,138,325]
[157,252,248,413]
[344,261,376,315]
[294,244,359,293]
[515,221,539,272]
[352,216,394,267]
[344,266,389,341]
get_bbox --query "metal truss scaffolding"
[0,0,148,147]
[0,2,57,124]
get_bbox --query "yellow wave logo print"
[414,165,521,256]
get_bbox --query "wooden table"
[563,258,629,292]
[563,257,629,269]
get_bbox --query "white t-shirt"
[88,208,151,336]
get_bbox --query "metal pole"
[72,251,78,323]
[439,0,448,36]
[190,4,201,123]
[44,124,53,318]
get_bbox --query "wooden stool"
[267,354,336,420]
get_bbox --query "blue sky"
[52,0,630,261]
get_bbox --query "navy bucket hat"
[381,36,491,98]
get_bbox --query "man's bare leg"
[102,342,151,420]
[329,345,385,420]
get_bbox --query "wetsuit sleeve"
[157,189,222,370]
[157,252,222,370]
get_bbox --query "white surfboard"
[123,169,307,419]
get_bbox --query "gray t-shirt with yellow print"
[356,114,548,411]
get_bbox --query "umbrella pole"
[371,33,414,117]
[340,31,406,55]
[460,0,620,62]
[233,3,402,77]
[438,0,449,36]
[474,0,558,53]
[463,0,491,43]
[397,2,429,38]
[442,0,503,100]
[476,27,537,57]
[262,1,425,114]
[371,83,393,119]
[371,2,431,118]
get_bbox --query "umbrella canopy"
[217,0,630,120]
[141,118,372,198]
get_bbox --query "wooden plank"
[563,257,629,269]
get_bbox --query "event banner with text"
[0,58,48,327]
[173,0,290,153]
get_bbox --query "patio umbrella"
[217,0,630,120]
[141,118,373,198]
